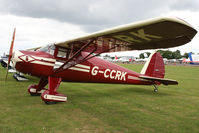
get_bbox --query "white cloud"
[170,0,199,11]
[0,14,86,55]
[0,0,198,56]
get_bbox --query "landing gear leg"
[41,76,67,104]
[153,84,158,92]
[28,78,48,96]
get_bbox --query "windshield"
[38,44,55,55]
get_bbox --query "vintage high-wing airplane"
[6,17,197,104]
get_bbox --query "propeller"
[5,28,16,80]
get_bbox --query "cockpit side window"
[39,45,70,60]
[54,46,70,60]
[57,47,67,58]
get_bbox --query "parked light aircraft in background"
[182,53,199,65]
[188,53,199,65]
[1,55,28,81]
[5,17,197,104]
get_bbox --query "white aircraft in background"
[183,53,199,65]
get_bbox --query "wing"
[139,75,178,85]
[27,46,42,51]
[55,17,197,53]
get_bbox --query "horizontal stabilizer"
[139,75,178,85]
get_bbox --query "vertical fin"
[140,52,165,78]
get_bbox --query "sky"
[0,0,199,57]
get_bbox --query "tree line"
[139,50,191,59]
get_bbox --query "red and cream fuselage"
[12,49,151,85]
[10,43,169,104]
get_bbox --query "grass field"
[0,64,199,133]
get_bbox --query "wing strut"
[53,39,118,75]
[53,39,95,74]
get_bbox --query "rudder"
[140,52,165,78]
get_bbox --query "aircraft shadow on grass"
[68,86,171,101]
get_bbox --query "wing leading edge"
[55,17,197,53]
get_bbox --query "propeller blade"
[5,28,16,80]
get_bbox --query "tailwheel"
[153,84,158,93]
[41,90,67,104]
[154,88,158,92]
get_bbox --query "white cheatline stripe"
[33,61,55,66]
[75,64,90,69]
[54,62,63,69]
[69,67,90,73]
[128,75,140,80]
[31,55,56,62]
[53,61,91,72]
[15,50,55,67]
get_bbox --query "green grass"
[0,64,199,133]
